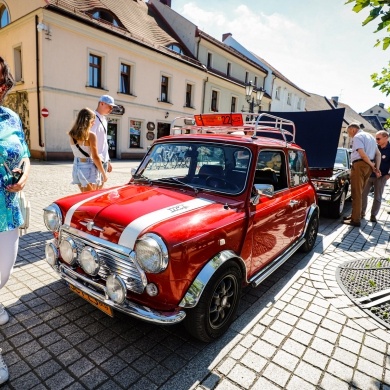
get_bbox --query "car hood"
[56,184,241,249]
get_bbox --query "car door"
[249,150,296,273]
[288,149,311,237]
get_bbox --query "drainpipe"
[202,76,208,114]
[35,15,44,148]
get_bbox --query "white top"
[71,143,91,159]
[351,129,377,162]
[90,111,109,163]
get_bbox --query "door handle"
[289,200,298,206]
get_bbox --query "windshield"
[334,149,349,169]
[136,142,251,194]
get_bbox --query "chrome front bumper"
[56,264,186,325]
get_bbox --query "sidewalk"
[1,160,390,389]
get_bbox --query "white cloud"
[175,1,390,112]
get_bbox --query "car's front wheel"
[328,189,347,218]
[184,262,242,342]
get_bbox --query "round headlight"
[135,233,168,273]
[43,204,62,232]
[106,274,126,304]
[79,247,100,276]
[59,238,77,265]
[45,242,58,266]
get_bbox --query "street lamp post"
[342,130,347,148]
[245,81,265,113]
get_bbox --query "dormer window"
[167,44,183,54]
[0,4,10,28]
[91,9,122,27]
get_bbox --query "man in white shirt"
[90,95,117,188]
[343,123,381,227]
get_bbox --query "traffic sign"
[41,108,49,117]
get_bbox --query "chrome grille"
[60,228,146,294]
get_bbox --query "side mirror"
[254,184,274,198]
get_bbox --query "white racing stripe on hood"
[64,186,128,226]
[118,198,213,248]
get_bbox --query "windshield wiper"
[152,177,199,193]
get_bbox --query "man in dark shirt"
[361,130,390,222]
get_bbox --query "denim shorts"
[72,158,102,188]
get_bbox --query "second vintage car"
[311,147,351,218]
[43,112,319,342]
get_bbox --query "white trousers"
[0,229,19,290]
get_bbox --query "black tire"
[184,262,242,342]
[299,211,319,253]
[328,190,347,218]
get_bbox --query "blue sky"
[170,0,390,113]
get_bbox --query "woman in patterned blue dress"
[0,56,30,385]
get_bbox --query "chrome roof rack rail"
[170,113,296,143]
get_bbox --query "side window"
[289,150,309,187]
[255,151,288,190]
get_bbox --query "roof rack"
[170,112,296,143]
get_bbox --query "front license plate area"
[69,284,114,317]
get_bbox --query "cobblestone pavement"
[1,160,390,389]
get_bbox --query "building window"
[129,120,142,148]
[297,98,302,110]
[207,53,213,68]
[211,90,218,112]
[120,63,131,94]
[89,54,102,88]
[287,92,292,105]
[13,46,22,82]
[275,87,281,100]
[231,96,237,112]
[91,9,122,27]
[167,44,183,54]
[245,72,249,84]
[254,77,258,88]
[0,5,10,28]
[227,62,231,77]
[185,83,193,108]
[161,75,169,102]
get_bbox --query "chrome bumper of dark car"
[56,264,186,325]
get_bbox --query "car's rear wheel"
[184,262,242,342]
[299,211,319,252]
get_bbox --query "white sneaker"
[0,349,9,385]
[0,305,9,325]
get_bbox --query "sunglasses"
[376,138,382,140]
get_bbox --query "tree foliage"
[346,1,390,100]
[346,0,390,49]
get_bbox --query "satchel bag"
[17,190,30,235]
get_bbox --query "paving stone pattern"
[1,160,390,389]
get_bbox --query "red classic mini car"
[43,113,319,342]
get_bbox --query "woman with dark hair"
[69,107,107,192]
[0,56,31,384]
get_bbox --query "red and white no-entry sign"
[41,108,49,117]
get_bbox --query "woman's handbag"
[2,161,30,234]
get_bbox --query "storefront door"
[157,122,170,139]
[107,122,117,159]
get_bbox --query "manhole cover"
[336,257,390,328]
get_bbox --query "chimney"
[331,96,339,107]
[222,32,232,42]
[379,103,385,108]
[159,0,171,6]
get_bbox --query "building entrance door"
[107,122,117,159]
[157,122,170,139]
